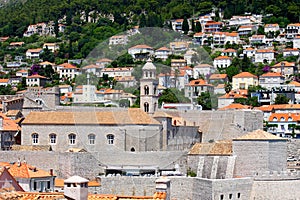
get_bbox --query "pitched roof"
[260,72,283,77]
[0,113,20,131]
[256,49,274,53]
[55,178,100,188]
[273,61,295,67]
[188,140,232,155]
[268,113,300,122]
[218,103,251,110]
[26,74,47,79]
[214,56,232,60]
[233,129,286,141]
[129,44,153,50]
[233,72,257,79]
[255,104,300,112]
[0,79,9,83]
[188,79,212,86]
[39,61,55,66]
[26,48,43,53]
[218,92,247,99]
[156,47,170,51]
[289,81,300,87]
[59,63,77,69]
[8,162,53,179]
[22,109,160,125]
[222,48,237,53]
[209,74,227,79]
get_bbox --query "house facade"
[232,72,258,90]
[213,56,232,68]
[259,72,284,89]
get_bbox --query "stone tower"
[64,175,88,200]
[140,58,158,114]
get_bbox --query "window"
[88,134,95,145]
[280,117,285,121]
[229,194,232,199]
[144,85,149,95]
[49,134,57,144]
[107,134,114,145]
[68,134,76,145]
[237,193,241,198]
[32,133,38,144]
[220,194,224,200]
[144,102,149,113]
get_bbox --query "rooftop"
[233,129,286,141]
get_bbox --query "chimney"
[155,177,170,200]
[64,176,88,200]
[0,116,3,130]
[49,169,53,176]
[17,158,21,167]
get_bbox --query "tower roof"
[142,58,156,70]
[64,175,88,183]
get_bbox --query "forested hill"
[0,0,300,37]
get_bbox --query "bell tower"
[140,58,158,114]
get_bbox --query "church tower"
[140,58,158,114]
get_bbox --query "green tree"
[195,21,202,33]
[182,17,189,34]
[274,94,290,104]
[197,91,212,110]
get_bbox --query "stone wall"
[233,140,287,177]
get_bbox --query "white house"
[232,72,258,90]
[193,64,215,78]
[228,16,252,26]
[264,24,280,33]
[193,32,212,45]
[254,49,274,63]
[0,79,10,86]
[221,48,237,57]
[128,44,154,60]
[109,35,128,45]
[204,21,223,33]
[293,36,300,48]
[249,35,266,45]
[259,72,284,89]
[286,23,300,39]
[100,67,133,78]
[238,25,257,36]
[171,19,184,32]
[213,56,232,68]
[26,74,48,87]
[95,58,112,67]
[16,70,28,78]
[43,43,59,52]
[155,47,171,61]
[283,48,299,57]
[82,64,102,77]
[243,47,256,58]
[58,63,80,81]
[184,79,214,101]
[26,48,43,59]
[271,61,296,77]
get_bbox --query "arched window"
[288,117,292,121]
[107,134,114,145]
[153,86,157,95]
[88,134,96,145]
[273,117,277,121]
[144,102,149,113]
[49,133,57,144]
[280,117,285,121]
[131,147,135,152]
[32,133,38,144]
[144,85,149,95]
[68,134,76,145]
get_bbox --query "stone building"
[140,59,159,114]
[21,109,200,153]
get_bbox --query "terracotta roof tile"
[8,162,53,179]
[0,79,9,83]
[214,56,232,60]
[260,72,283,77]
[59,63,77,69]
[188,140,232,155]
[218,103,251,110]
[233,129,286,140]
[233,72,257,78]
[273,61,295,67]
[129,44,153,50]
[26,74,47,79]
[269,113,300,122]
[289,81,300,87]
[256,49,274,53]
[209,74,227,79]
[22,109,160,125]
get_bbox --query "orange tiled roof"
[269,113,300,122]
[129,44,153,50]
[288,23,300,27]
[8,162,53,179]
[55,178,100,188]
[225,32,238,37]
[218,103,251,110]
[175,19,183,22]
[234,129,285,140]
[256,49,274,53]
[260,72,283,77]
[214,56,232,60]
[26,74,47,79]
[0,79,9,83]
[156,47,170,51]
[9,42,24,46]
[188,79,211,86]
[26,48,43,53]
[255,104,300,112]
[0,113,20,131]
[83,64,100,69]
[39,61,55,66]
[265,23,279,27]
[16,70,27,73]
[222,48,237,53]
[283,48,299,52]
[97,58,112,63]
[59,63,77,69]
[218,91,247,99]
[209,74,227,79]
[188,140,232,155]
[193,32,204,37]
[233,72,257,78]
[22,109,160,125]
[251,34,265,39]
[289,81,300,87]
[273,61,295,67]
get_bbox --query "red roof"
[214,56,232,60]
[260,72,283,77]
[233,72,257,79]
[59,63,77,69]
[209,74,227,79]
[27,74,47,79]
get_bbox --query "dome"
[142,58,156,70]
